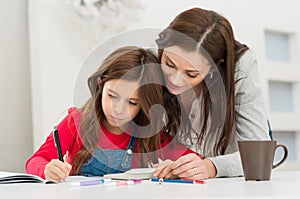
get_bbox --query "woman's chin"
[167,87,186,95]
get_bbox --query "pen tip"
[54,126,58,131]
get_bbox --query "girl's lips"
[110,115,123,122]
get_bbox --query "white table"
[0,171,299,199]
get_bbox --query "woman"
[154,7,270,179]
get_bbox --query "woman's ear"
[217,59,224,65]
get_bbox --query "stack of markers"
[69,179,142,187]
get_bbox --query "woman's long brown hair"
[71,46,170,174]
[156,8,249,156]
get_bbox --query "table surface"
[0,171,299,199]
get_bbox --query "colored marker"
[105,179,142,187]
[151,178,205,184]
[70,179,111,187]
[182,178,205,184]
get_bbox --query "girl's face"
[161,45,211,95]
[102,79,141,134]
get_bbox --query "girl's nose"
[113,101,125,115]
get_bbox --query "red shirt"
[25,108,199,179]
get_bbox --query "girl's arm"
[25,108,82,179]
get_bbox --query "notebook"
[0,171,54,184]
[103,168,155,180]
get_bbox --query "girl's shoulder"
[67,107,82,119]
[64,107,82,130]
[68,107,81,114]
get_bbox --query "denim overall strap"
[120,133,136,169]
[79,127,137,177]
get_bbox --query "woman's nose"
[169,72,185,85]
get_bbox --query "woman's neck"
[180,87,201,114]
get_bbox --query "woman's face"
[102,79,141,134]
[161,46,211,95]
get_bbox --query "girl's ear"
[97,77,104,93]
[97,77,103,87]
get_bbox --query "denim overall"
[80,133,136,177]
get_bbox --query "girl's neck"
[102,120,129,135]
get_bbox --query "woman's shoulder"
[235,49,257,72]
[234,49,264,101]
[234,49,259,80]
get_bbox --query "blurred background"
[0,0,299,172]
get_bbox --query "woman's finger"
[170,154,198,169]
[171,154,203,175]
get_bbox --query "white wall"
[0,0,32,172]
[28,0,85,149]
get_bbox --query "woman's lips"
[167,80,183,90]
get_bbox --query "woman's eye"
[187,73,198,78]
[165,62,175,68]
[129,101,138,106]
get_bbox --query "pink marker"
[105,180,142,187]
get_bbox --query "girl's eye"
[108,93,117,98]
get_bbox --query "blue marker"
[151,178,205,184]
[151,178,193,184]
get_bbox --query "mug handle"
[272,144,288,169]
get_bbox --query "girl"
[154,8,270,180]
[26,46,199,182]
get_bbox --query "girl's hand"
[153,159,177,179]
[44,159,72,182]
[170,153,217,180]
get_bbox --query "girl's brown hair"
[156,8,249,156]
[72,46,168,174]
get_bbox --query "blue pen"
[69,179,111,187]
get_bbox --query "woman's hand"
[153,159,177,179]
[170,153,217,180]
[44,159,72,182]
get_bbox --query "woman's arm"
[156,51,271,179]
[210,50,271,177]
